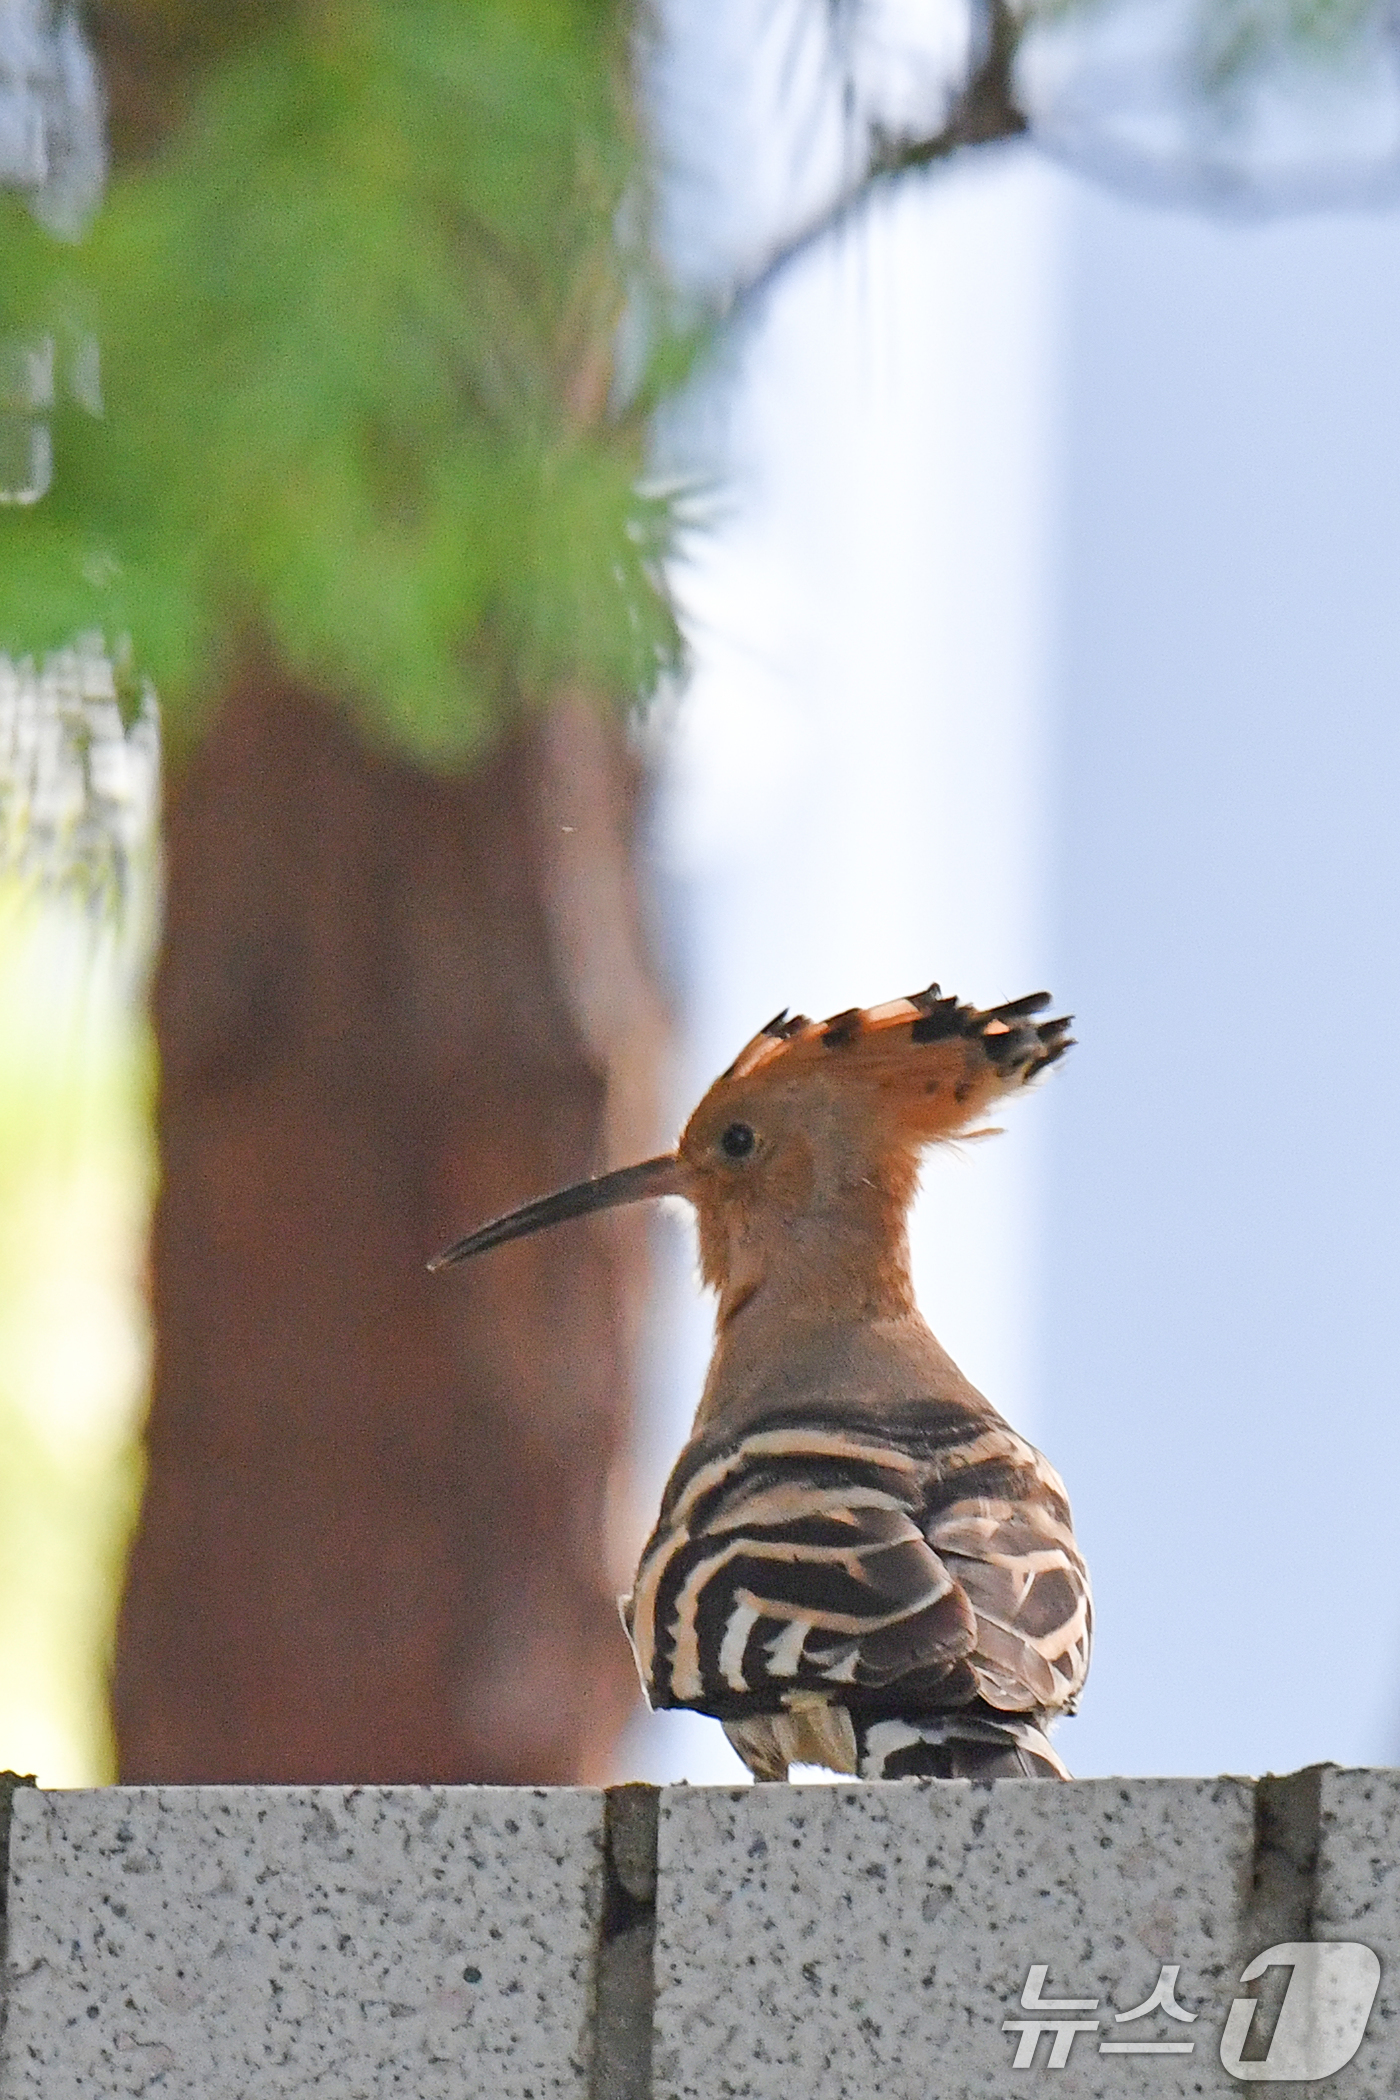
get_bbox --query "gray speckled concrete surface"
[2,1785,604,2100]
[653,1778,1258,2100]
[6,1772,1400,2099]
[1315,1767,1400,2097]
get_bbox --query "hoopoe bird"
[431,983,1090,1782]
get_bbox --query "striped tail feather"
[857,1711,1070,1782]
[719,1704,1069,1782]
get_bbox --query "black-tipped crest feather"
[717,982,1073,1101]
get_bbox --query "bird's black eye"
[720,1121,756,1160]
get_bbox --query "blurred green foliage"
[1025,0,1379,42]
[0,903,151,1784]
[1192,0,1384,87]
[0,0,681,762]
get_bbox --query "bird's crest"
[705,983,1071,1144]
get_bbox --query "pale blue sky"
[1045,183,1400,1777]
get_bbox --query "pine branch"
[722,0,1028,323]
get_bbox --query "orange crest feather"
[714,983,1072,1145]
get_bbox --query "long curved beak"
[428,1153,686,1270]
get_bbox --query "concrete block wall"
[1,1768,1396,2097]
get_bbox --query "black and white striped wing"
[625,1429,977,1715]
[926,1454,1092,1715]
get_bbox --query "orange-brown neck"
[686,1144,988,1438]
[696,1146,921,1334]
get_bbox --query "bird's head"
[669,987,1070,1317]
[431,983,1070,1317]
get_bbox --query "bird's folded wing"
[927,1494,1092,1712]
[627,1466,978,1713]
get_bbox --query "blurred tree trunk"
[114,666,665,1781]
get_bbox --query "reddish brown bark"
[114,666,664,1782]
